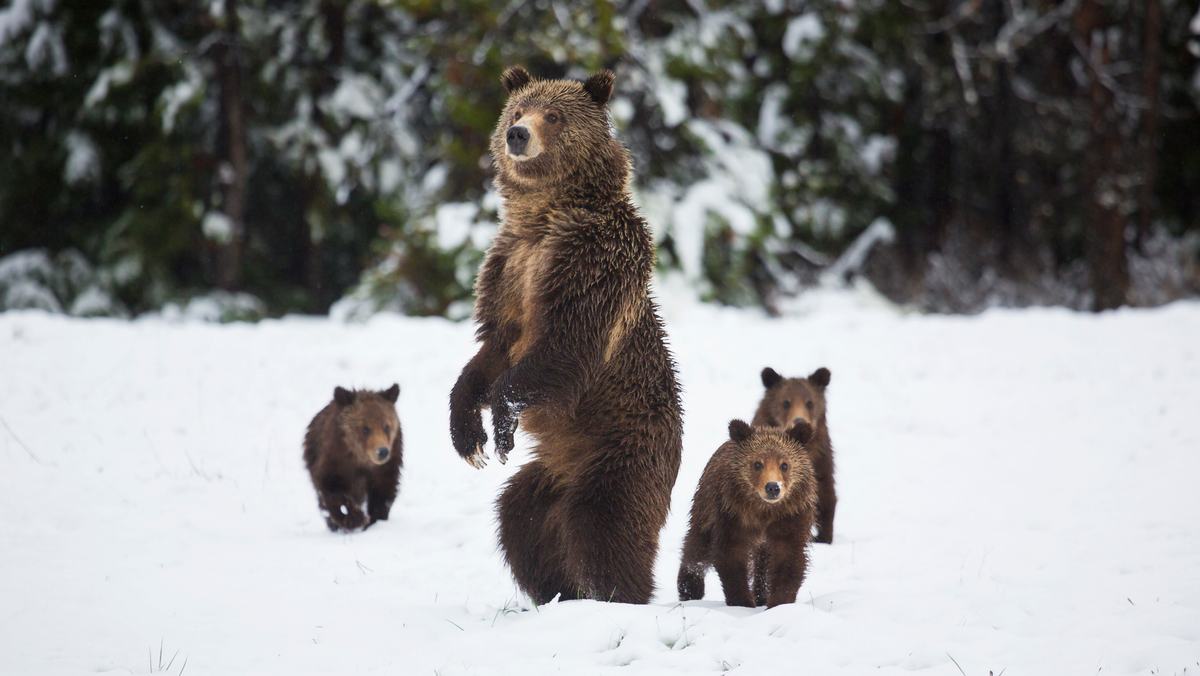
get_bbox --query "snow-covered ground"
[1,287,1198,675]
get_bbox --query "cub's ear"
[382,383,400,403]
[582,70,615,107]
[761,367,783,389]
[808,367,831,388]
[501,66,532,94]
[728,419,752,443]
[787,419,814,445]
[333,387,356,407]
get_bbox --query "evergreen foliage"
[1,0,1198,318]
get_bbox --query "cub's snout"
[764,481,781,500]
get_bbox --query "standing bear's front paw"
[489,396,521,465]
[450,401,491,469]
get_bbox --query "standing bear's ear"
[501,66,532,94]
[787,419,814,445]
[582,70,615,107]
[382,383,400,403]
[808,367,831,388]
[761,367,783,389]
[334,387,356,407]
[728,419,752,443]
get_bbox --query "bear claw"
[465,444,489,469]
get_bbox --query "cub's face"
[490,67,615,187]
[335,386,401,467]
[759,367,830,429]
[727,419,813,506]
[747,452,794,504]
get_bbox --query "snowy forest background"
[2,0,1199,320]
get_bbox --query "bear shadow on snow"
[304,384,403,532]
[448,66,683,605]
[677,419,818,609]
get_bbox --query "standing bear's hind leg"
[497,461,576,605]
[677,525,713,602]
[560,458,667,604]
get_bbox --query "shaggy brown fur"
[752,367,836,544]
[677,420,818,608]
[304,384,402,532]
[448,67,682,605]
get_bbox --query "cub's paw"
[325,504,368,532]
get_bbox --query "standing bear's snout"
[764,481,781,500]
[376,446,390,462]
[506,126,530,155]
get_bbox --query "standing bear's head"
[727,419,816,506]
[334,384,401,466]
[490,66,625,190]
[755,367,831,430]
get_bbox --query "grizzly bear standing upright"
[448,67,682,605]
[304,384,403,532]
[753,367,836,543]
[677,420,818,608]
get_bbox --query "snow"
[23,20,67,75]
[0,248,53,286]
[664,120,776,284]
[1,291,1198,675]
[434,203,480,250]
[819,217,895,286]
[0,0,45,47]
[324,75,384,122]
[858,134,897,175]
[783,13,825,62]
[794,198,848,237]
[159,63,203,134]
[2,280,61,313]
[84,62,135,109]
[63,130,100,186]
[755,83,789,152]
[68,285,117,317]
[0,249,61,312]
[200,211,234,243]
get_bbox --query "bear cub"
[677,419,818,608]
[304,384,402,532]
[753,367,836,543]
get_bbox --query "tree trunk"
[1076,0,1130,311]
[301,0,348,312]
[214,0,248,291]
[1136,0,1161,249]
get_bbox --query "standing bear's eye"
[806,401,814,411]
[513,110,523,121]
[546,113,559,124]
[361,426,370,437]
[753,461,763,471]
[780,462,789,472]
[782,400,791,410]
[384,425,390,435]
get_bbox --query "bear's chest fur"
[493,196,558,362]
